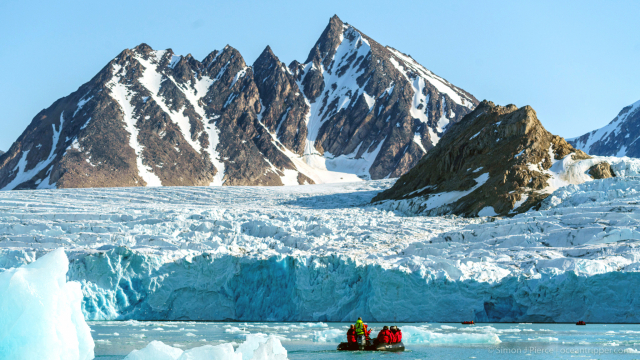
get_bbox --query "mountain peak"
[255,45,278,66]
[304,15,345,66]
[133,43,154,54]
[570,99,640,157]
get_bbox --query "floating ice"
[125,340,184,360]
[237,334,287,360]
[124,334,287,360]
[401,326,501,344]
[0,248,94,360]
[312,329,345,343]
[527,337,558,342]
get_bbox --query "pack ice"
[2,158,640,323]
[124,334,287,360]
[0,248,94,360]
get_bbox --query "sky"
[0,0,638,151]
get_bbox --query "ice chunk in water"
[0,248,94,360]
[180,344,239,359]
[402,326,501,344]
[124,340,184,360]
[124,334,287,360]
[242,335,287,360]
[312,328,345,343]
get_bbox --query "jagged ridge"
[0,15,477,190]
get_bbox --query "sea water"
[91,321,640,359]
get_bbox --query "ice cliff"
[0,248,94,360]
[1,159,640,323]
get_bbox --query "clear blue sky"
[1,0,638,151]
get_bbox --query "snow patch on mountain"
[136,53,203,154]
[108,64,163,187]
[570,99,640,156]
[387,47,475,109]
[297,27,377,181]
[1,112,65,191]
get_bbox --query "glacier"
[0,248,94,360]
[2,160,640,322]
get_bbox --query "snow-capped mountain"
[0,15,477,190]
[569,99,640,157]
[373,101,615,216]
[290,15,477,180]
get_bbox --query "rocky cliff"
[569,100,640,157]
[373,101,614,216]
[0,15,477,190]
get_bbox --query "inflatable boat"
[337,341,405,352]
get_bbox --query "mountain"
[289,15,478,180]
[0,15,477,190]
[0,150,4,156]
[569,100,640,157]
[372,101,614,216]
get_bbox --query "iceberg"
[124,334,287,360]
[124,341,185,360]
[0,248,94,360]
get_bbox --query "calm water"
[90,321,640,359]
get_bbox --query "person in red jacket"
[346,325,356,343]
[364,324,372,342]
[390,326,402,343]
[376,326,392,344]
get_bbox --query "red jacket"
[392,330,402,343]
[347,328,356,343]
[377,329,392,343]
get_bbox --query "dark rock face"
[0,15,477,190]
[373,101,604,217]
[569,100,640,157]
[252,46,309,156]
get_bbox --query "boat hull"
[337,341,405,352]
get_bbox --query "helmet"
[383,326,389,330]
